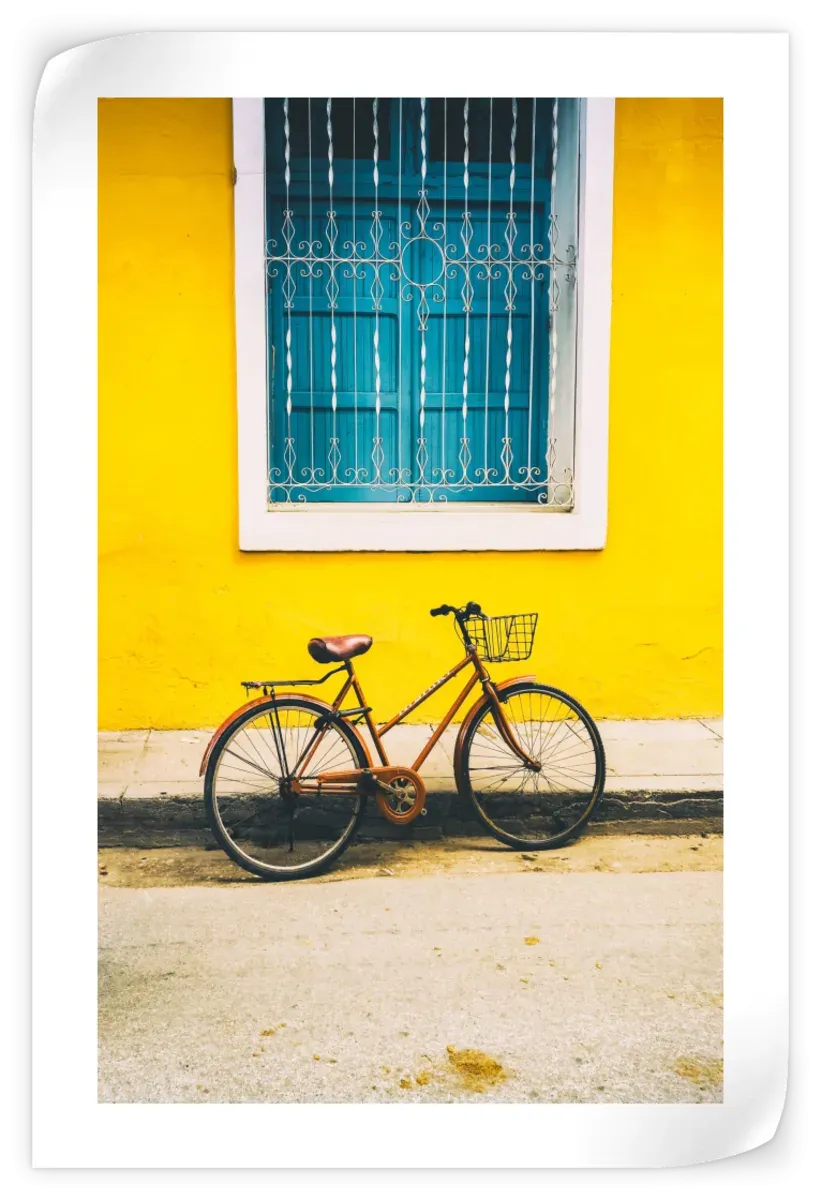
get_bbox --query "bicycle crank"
[315,764,427,825]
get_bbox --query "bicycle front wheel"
[458,683,606,850]
[204,697,368,881]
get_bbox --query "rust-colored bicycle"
[201,601,605,881]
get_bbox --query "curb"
[98,788,723,848]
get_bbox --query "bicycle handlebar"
[430,601,485,619]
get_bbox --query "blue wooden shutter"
[265,98,576,504]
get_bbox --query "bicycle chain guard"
[372,766,427,826]
[315,764,427,826]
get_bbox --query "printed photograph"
[98,94,723,1103]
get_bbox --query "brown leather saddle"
[307,634,373,664]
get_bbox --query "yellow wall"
[98,98,722,729]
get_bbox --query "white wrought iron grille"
[264,97,581,506]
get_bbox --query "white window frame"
[234,97,614,551]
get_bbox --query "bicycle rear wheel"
[458,683,606,850]
[204,697,368,881]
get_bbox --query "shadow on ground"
[99,827,723,889]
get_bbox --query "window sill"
[240,505,607,551]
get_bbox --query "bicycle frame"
[290,643,540,792]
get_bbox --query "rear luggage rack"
[241,664,346,694]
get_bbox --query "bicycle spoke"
[222,744,279,781]
[225,804,275,832]
[240,723,276,777]
[307,735,354,778]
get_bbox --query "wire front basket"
[462,612,539,663]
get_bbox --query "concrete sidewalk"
[99,719,722,846]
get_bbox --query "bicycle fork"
[483,682,542,771]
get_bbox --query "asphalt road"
[98,853,723,1104]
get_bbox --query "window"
[234,98,614,549]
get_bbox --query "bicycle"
[200,602,606,881]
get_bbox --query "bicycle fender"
[198,692,373,777]
[452,675,536,776]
